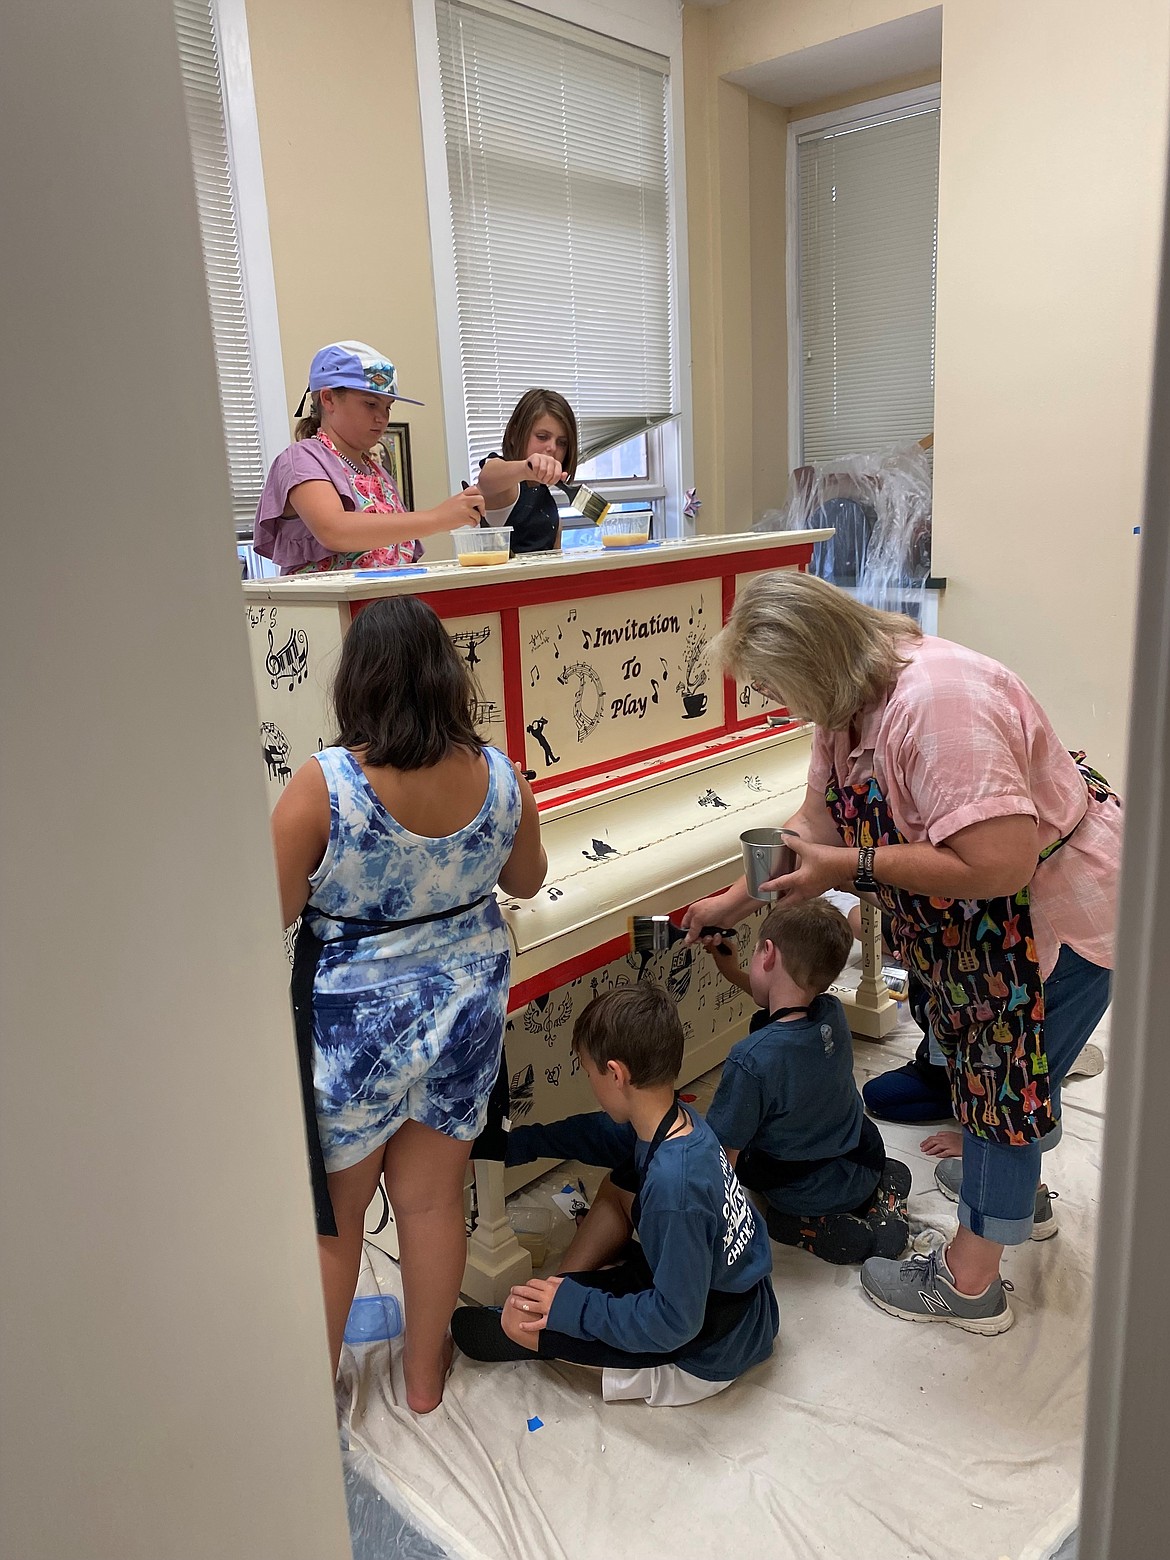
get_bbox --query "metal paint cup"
[740,828,798,900]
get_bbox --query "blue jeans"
[951,945,1112,1245]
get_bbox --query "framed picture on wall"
[376,423,414,510]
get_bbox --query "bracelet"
[853,845,877,892]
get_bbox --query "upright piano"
[244,529,896,1300]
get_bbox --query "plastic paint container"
[343,1293,404,1346]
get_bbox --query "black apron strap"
[631,1099,687,1227]
[310,893,489,936]
[291,918,338,1238]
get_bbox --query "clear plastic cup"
[600,513,652,548]
[454,527,512,566]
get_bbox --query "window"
[432,0,679,523]
[790,92,940,464]
[174,0,287,554]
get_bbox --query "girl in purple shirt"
[253,341,484,574]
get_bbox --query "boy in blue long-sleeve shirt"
[451,982,779,1406]
[705,898,911,1264]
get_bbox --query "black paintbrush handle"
[697,924,737,956]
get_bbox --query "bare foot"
[920,1129,963,1158]
[404,1333,454,1415]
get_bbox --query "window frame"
[785,84,942,473]
[413,0,693,537]
[185,0,289,544]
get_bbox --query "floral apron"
[826,753,1116,1146]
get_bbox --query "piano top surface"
[242,528,834,601]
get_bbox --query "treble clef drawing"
[265,611,309,690]
[557,661,606,741]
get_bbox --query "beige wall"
[685,0,1168,771]
[245,0,453,520]
[683,10,790,532]
[931,0,1169,775]
[1,1,351,1554]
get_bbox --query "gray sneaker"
[1066,1041,1105,1081]
[861,1249,1015,1334]
[934,1157,1058,1240]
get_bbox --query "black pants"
[535,1252,757,1370]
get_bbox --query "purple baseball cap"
[304,340,424,405]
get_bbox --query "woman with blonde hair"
[684,570,1122,1335]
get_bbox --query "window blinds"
[175,0,267,534]
[796,104,939,464]
[435,0,676,471]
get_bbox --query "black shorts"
[535,1252,757,1370]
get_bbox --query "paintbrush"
[628,915,736,957]
[567,483,611,526]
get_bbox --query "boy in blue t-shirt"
[451,982,779,1406]
[706,899,911,1265]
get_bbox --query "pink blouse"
[809,635,1121,978]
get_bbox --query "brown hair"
[294,386,352,442]
[707,570,921,730]
[501,389,579,482]
[331,597,485,769]
[572,981,683,1088]
[757,899,853,994]
[294,386,360,443]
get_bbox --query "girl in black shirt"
[477,389,579,554]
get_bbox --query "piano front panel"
[517,580,721,781]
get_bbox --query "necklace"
[316,429,370,476]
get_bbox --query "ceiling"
[724,6,942,108]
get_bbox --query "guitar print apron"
[825,755,1117,1147]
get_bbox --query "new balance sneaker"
[933,1157,1059,1240]
[860,1249,1015,1334]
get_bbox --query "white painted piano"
[244,529,896,1301]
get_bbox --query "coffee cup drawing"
[682,692,707,719]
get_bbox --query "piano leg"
[462,1160,533,1305]
[839,899,900,1039]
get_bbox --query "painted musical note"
[529,665,540,686]
[651,678,660,704]
[567,608,577,623]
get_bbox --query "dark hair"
[757,899,853,994]
[501,389,579,482]
[331,597,486,769]
[572,981,683,1088]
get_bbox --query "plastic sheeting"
[336,978,1108,1560]
[756,441,933,619]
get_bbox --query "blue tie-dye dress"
[305,744,521,1173]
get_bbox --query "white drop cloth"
[339,997,1108,1560]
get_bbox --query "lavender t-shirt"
[252,438,421,573]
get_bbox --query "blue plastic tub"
[344,1293,404,1345]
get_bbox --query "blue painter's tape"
[352,568,426,579]
[527,1416,544,1432]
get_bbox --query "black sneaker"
[450,1305,533,1362]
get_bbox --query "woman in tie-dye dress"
[272,597,547,1409]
